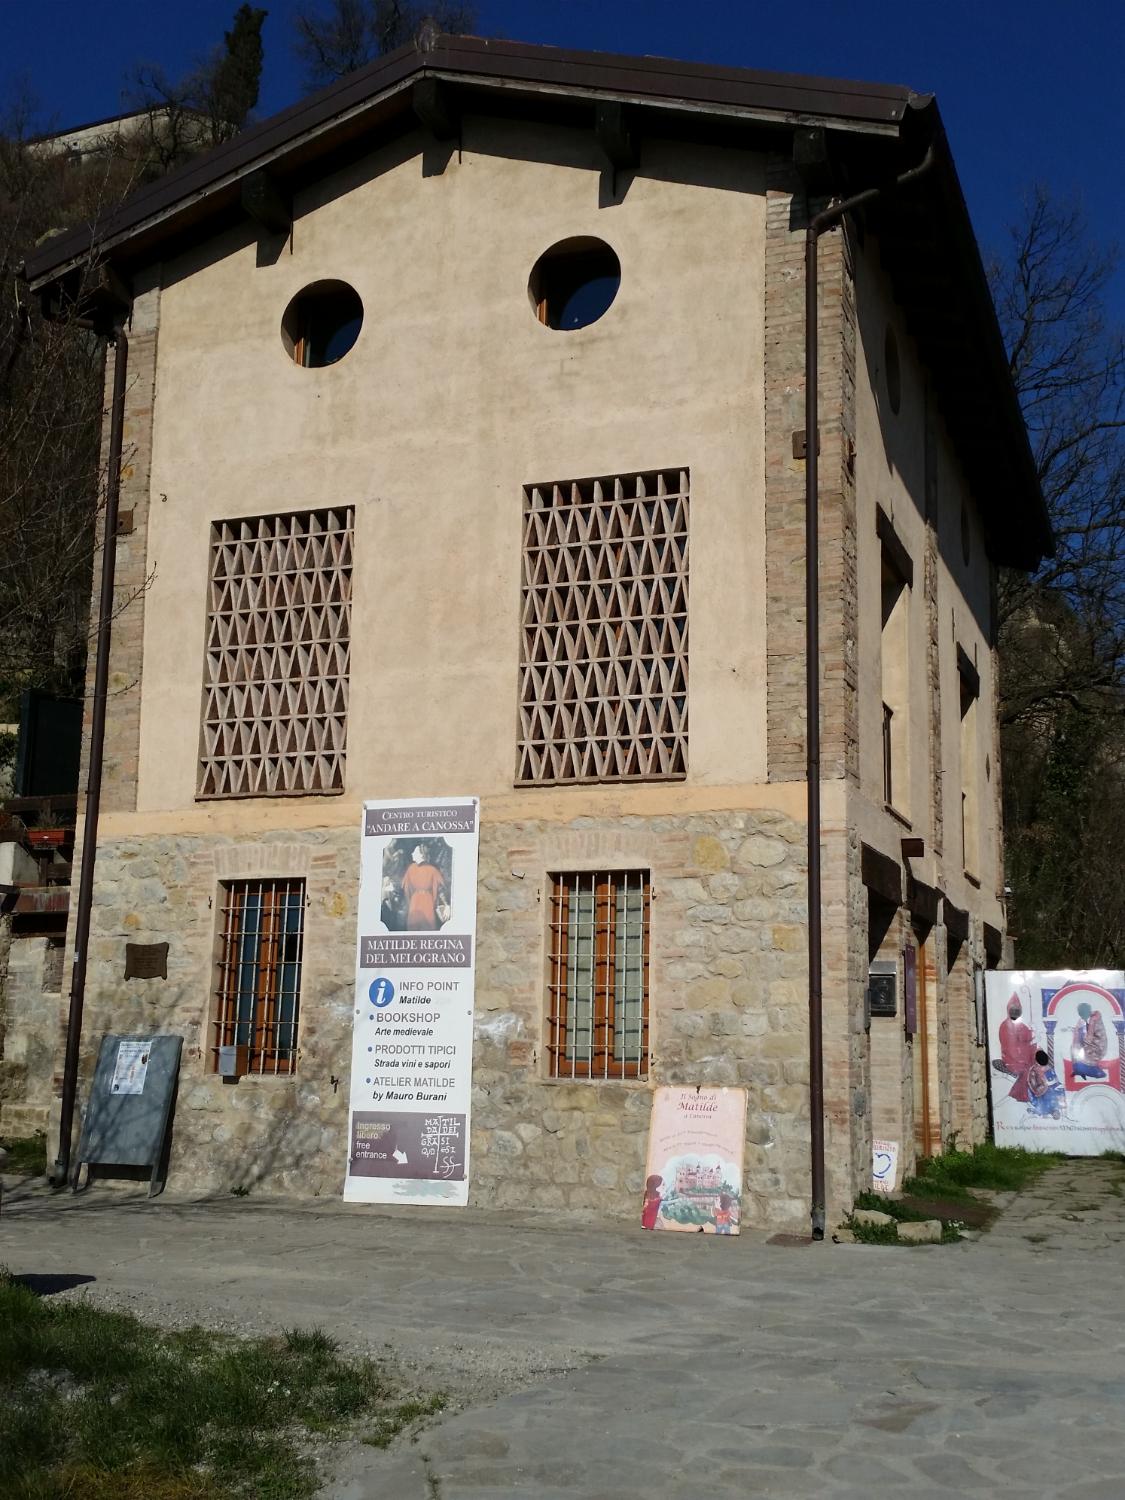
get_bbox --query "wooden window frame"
[212,878,305,1076]
[546,869,651,1081]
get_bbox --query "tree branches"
[991,189,1125,964]
[293,1,478,91]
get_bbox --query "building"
[20,35,1051,1227]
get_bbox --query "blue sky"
[6,0,1124,312]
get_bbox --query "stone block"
[737,835,788,868]
[897,1219,942,1244]
[692,835,729,872]
[852,1209,894,1228]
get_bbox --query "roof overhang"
[21,33,1051,569]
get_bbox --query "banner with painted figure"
[344,798,480,1205]
[642,1087,747,1233]
[985,970,1125,1154]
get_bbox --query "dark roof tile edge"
[22,35,915,287]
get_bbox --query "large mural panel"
[986,971,1125,1154]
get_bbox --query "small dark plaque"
[868,972,897,1019]
[124,942,169,981]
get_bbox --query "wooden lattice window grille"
[213,879,305,1075]
[199,507,353,798]
[518,469,689,784]
[547,870,650,1079]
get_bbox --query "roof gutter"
[50,321,128,1188]
[804,144,935,1241]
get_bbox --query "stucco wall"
[853,238,1003,928]
[852,239,997,1160]
[137,122,767,813]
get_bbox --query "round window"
[884,324,901,415]
[529,237,621,330]
[281,280,363,367]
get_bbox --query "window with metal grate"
[518,469,689,784]
[546,870,650,1080]
[213,878,305,1075]
[198,507,353,798]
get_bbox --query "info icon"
[368,977,395,1008]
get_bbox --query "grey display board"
[75,1034,183,1195]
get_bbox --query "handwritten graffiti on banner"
[349,1111,467,1180]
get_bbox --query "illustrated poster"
[642,1087,747,1234]
[344,798,479,1205]
[985,970,1125,1154]
[110,1039,151,1095]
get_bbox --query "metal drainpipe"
[51,323,129,1187]
[804,146,934,1240]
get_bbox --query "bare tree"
[294,0,477,91]
[132,3,268,172]
[0,88,143,724]
[0,7,269,769]
[989,189,1125,965]
[991,188,1125,729]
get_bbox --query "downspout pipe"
[51,323,129,1187]
[804,146,934,1241]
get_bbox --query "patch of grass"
[846,1211,963,1246]
[853,1192,936,1222]
[364,1394,447,1449]
[0,1134,48,1176]
[0,1273,441,1499]
[903,1143,1061,1201]
[846,1217,901,1246]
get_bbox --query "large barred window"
[199,508,353,798]
[213,879,304,1075]
[518,469,689,784]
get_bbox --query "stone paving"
[2,1158,1125,1498]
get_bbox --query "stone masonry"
[62,807,813,1228]
[0,933,62,1138]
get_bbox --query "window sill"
[196,787,345,802]
[884,803,913,830]
[542,1073,652,1088]
[963,870,981,889]
[206,1068,300,1083]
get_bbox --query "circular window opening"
[884,324,901,414]
[282,280,363,367]
[529,237,620,331]
[960,500,972,566]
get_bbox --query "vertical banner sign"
[344,798,479,1205]
[985,970,1125,1155]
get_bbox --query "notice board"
[75,1034,183,1194]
